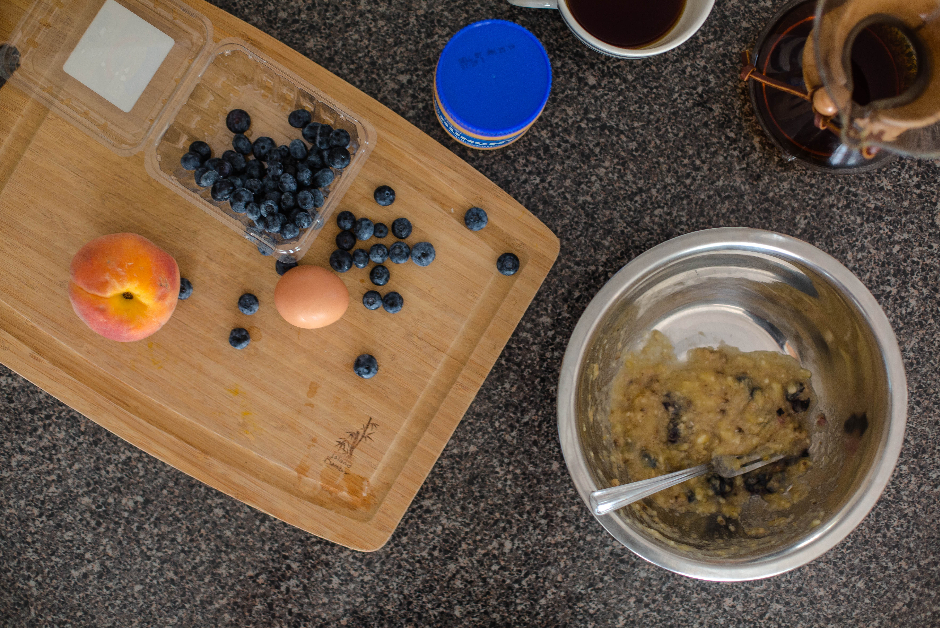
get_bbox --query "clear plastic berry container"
[145,41,376,259]
[4,0,375,260]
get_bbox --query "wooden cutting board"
[0,0,559,550]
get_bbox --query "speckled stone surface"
[2,0,939,625]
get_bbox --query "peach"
[68,233,180,342]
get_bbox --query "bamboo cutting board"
[0,0,559,550]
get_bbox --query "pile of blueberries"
[330,185,437,315]
[179,107,353,254]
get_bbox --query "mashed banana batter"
[608,331,814,520]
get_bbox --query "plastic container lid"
[435,20,551,139]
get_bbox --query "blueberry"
[352,249,369,268]
[369,243,388,264]
[336,230,356,251]
[305,188,324,208]
[354,218,374,241]
[277,144,291,161]
[261,176,278,193]
[329,128,351,148]
[464,207,488,231]
[226,109,251,134]
[288,108,312,128]
[306,151,324,170]
[257,242,274,256]
[295,164,313,187]
[178,277,193,300]
[353,354,378,379]
[266,161,284,178]
[336,210,355,230]
[205,157,224,172]
[382,291,403,313]
[194,167,219,187]
[265,148,282,164]
[238,293,259,315]
[245,160,265,179]
[330,249,352,273]
[373,222,389,238]
[288,138,308,160]
[326,146,351,169]
[302,122,322,143]
[245,202,261,221]
[280,222,300,240]
[313,168,334,188]
[223,150,247,173]
[230,188,253,213]
[314,123,334,149]
[227,174,245,189]
[189,140,211,160]
[275,255,298,275]
[245,178,263,194]
[229,327,250,349]
[264,213,284,233]
[280,192,296,212]
[252,136,276,161]
[411,242,435,267]
[370,265,390,286]
[497,252,520,276]
[233,133,252,155]
[264,189,282,204]
[388,241,410,264]
[278,172,297,193]
[296,190,316,211]
[391,217,412,239]
[282,161,297,177]
[211,179,235,201]
[180,151,202,170]
[362,290,382,310]
[294,210,314,229]
[374,185,395,206]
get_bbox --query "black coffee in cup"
[567,0,686,49]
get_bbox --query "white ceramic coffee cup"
[508,0,715,58]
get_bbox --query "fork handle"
[590,464,710,516]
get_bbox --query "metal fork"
[589,453,785,516]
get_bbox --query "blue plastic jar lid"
[435,20,552,139]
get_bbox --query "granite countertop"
[2,0,939,625]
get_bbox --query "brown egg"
[274,265,349,329]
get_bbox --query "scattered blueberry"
[211,179,235,202]
[391,217,412,239]
[336,210,355,230]
[326,146,350,169]
[232,133,252,155]
[252,136,276,161]
[288,109,312,128]
[194,167,219,187]
[245,202,261,221]
[329,128,351,148]
[330,249,352,272]
[229,327,251,349]
[189,140,211,160]
[238,293,260,314]
[362,290,382,310]
[180,151,202,170]
[289,138,308,160]
[373,222,389,238]
[226,109,251,133]
[280,222,300,240]
[369,243,389,264]
[374,185,395,206]
[223,150,247,173]
[313,168,334,188]
[336,230,356,251]
[497,252,520,276]
[411,242,435,267]
[464,207,488,231]
[382,291,403,313]
[353,354,378,379]
[352,249,369,268]
[275,256,298,275]
[370,265,390,286]
[294,210,314,229]
[354,218,374,241]
[178,277,193,300]
[389,241,411,264]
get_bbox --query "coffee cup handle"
[507,0,557,8]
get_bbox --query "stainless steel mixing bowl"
[557,228,907,581]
